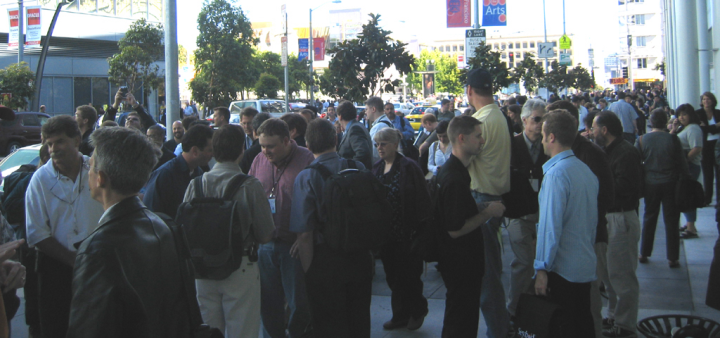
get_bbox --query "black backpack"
[308,160,393,252]
[175,174,249,280]
[379,119,419,162]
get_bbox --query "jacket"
[605,138,642,212]
[67,197,192,338]
[697,108,720,142]
[338,120,373,169]
[572,133,615,244]
[502,133,548,218]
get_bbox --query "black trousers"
[305,245,373,338]
[702,139,719,205]
[707,221,720,310]
[438,249,484,338]
[380,241,428,322]
[37,252,73,338]
[23,249,40,333]
[641,182,680,260]
[548,272,594,338]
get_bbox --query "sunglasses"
[528,116,542,123]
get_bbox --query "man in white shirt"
[25,115,104,338]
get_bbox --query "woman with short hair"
[670,104,703,238]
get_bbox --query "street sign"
[559,34,572,50]
[537,42,554,58]
[559,52,571,66]
[457,55,464,69]
[465,28,486,60]
[588,48,594,58]
[281,36,288,66]
[281,4,286,31]
[610,78,628,85]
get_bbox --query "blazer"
[502,133,548,218]
[338,120,373,169]
[696,108,720,142]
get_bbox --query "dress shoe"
[407,315,426,330]
[383,319,408,330]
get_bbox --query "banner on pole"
[298,38,309,61]
[313,37,325,61]
[7,8,19,50]
[482,0,507,27]
[281,37,288,67]
[447,0,471,28]
[25,6,41,48]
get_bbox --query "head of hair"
[147,124,165,136]
[594,111,624,138]
[252,112,273,132]
[521,99,546,120]
[649,108,668,128]
[546,100,579,125]
[280,113,308,137]
[441,99,451,106]
[100,120,118,128]
[599,98,608,105]
[365,96,384,112]
[337,101,357,121]
[181,124,214,153]
[517,95,528,105]
[90,127,160,195]
[508,97,517,105]
[424,108,435,114]
[373,127,403,147]
[213,107,230,121]
[42,115,80,140]
[507,104,522,116]
[421,113,437,124]
[76,105,98,126]
[39,143,50,164]
[213,125,246,162]
[300,108,317,120]
[182,116,198,131]
[304,105,319,114]
[436,120,450,135]
[448,116,482,145]
[676,103,700,124]
[542,109,577,147]
[383,102,394,110]
[257,118,290,140]
[463,107,475,116]
[584,110,597,129]
[305,119,337,154]
[702,92,718,108]
[240,107,260,119]
[571,96,584,103]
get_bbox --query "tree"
[178,44,188,68]
[406,50,463,97]
[288,54,312,100]
[463,41,513,92]
[190,0,257,108]
[255,73,281,98]
[108,18,164,96]
[0,62,34,110]
[319,14,415,102]
[567,65,596,92]
[510,52,545,94]
[539,60,569,94]
[253,51,283,81]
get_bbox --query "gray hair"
[90,127,160,195]
[424,108,435,114]
[373,127,402,145]
[521,99,547,123]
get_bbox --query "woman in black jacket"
[696,92,720,206]
[372,128,432,332]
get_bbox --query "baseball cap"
[466,68,493,91]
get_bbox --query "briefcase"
[514,293,564,338]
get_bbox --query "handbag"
[675,179,705,212]
[514,294,564,338]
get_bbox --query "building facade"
[615,0,665,89]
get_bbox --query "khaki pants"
[604,211,641,333]
[506,213,538,316]
[591,242,609,338]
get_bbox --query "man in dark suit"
[337,101,373,168]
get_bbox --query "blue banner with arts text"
[482,0,507,27]
[298,38,309,61]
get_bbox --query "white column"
[696,0,711,94]
[713,0,720,95]
[673,0,699,105]
[664,0,678,107]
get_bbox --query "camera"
[119,86,129,97]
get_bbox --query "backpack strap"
[222,174,250,200]
[379,120,393,129]
[307,162,334,180]
[192,175,205,199]
[346,159,357,169]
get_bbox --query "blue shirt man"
[608,93,638,137]
[381,103,414,140]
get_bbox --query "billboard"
[7,9,19,50]
[447,0,471,28]
[423,73,435,98]
[482,0,507,27]
[26,6,41,49]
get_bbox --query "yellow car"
[405,107,438,132]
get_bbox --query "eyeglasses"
[529,116,542,123]
[374,142,388,148]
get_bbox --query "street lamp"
[309,0,341,103]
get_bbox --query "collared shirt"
[578,105,589,131]
[249,140,314,243]
[370,115,392,163]
[184,162,275,248]
[388,115,415,140]
[25,155,104,251]
[289,152,366,238]
[523,132,542,163]
[142,154,203,220]
[535,149,598,283]
[609,100,637,134]
[468,103,511,195]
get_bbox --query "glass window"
[148,0,162,22]
[632,14,645,25]
[116,0,131,17]
[637,58,647,69]
[508,43,513,49]
[23,114,40,127]
[261,101,284,113]
[38,76,54,113]
[523,42,528,48]
[552,41,557,47]
[439,46,444,52]
[133,0,148,20]
[98,0,115,15]
[515,43,520,48]
[460,45,464,51]
[92,78,109,107]
[39,116,48,125]
[74,77,92,109]
[501,43,506,49]
[494,44,499,49]
[445,45,451,52]
[636,36,647,47]
[530,42,535,48]
[452,45,457,52]
[79,0,97,13]
[501,53,506,59]
[54,77,74,114]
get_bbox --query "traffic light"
[622,67,628,79]
[509,52,514,63]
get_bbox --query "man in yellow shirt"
[465,68,512,338]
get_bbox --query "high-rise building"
[616,0,665,90]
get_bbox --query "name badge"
[530,179,540,192]
[269,198,276,214]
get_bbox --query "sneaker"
[602,318,615,330]
[603,326,637,338]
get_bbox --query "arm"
[402,117,414,140]
[419,131,438,155]
[427,142,439,175]
[25,174,75,266]
[295,231,314,272]
[688,147,702,162]
[448,202,505,238]
[35,238,76,267]
[534,173,569,274]
[132,102,156,131]
[248,180,275,244]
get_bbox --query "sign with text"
[482,0,507,27]
[281,36,288,67]
[447,0,471,28]
[298,38,308,61]
[26,6,41,48]
[457,55,465,69]
[537,42,554,58]
[313,37,325,61]
[465,28,486,60]
[559,52,571,66]
[610,78,628,85]
[7,8,19,50]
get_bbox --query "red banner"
[313,37,325,61]
[7,9,19,49]
[447,0,471,28]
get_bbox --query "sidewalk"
[7,199,720,337]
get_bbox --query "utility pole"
[543,0,548,74]
[18,0,23,63]
[626,0,633,90]
[473,0,479,28]
[164,0,179,141]
[309,9,314,103]
[284,9,289,113]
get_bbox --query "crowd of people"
[0,71,718,338]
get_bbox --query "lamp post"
[309,0,341,103]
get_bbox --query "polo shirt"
[143,154,203,220]
[468,103,511,195]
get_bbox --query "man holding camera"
[102,87,155,131]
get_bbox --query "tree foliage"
[463,41,512,92]
[538,61,595,93]
[255,73,281,98]
[406,50,463,96]
[190,0,257,108]
[288,54,312,99]
[510,52,545,94]
[567,65,595,92]
[0,62,35,110]
[108,18,164,95]
[319,14,415,102]
[178,44,188,68]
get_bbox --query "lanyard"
[270,148,295,198]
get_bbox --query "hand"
[483,201,506,218]
[0,239,24,262]
[113,89,125,107]
[535,270,549,296]
[289,238,300,259]
[0,261,25,290]
[126,93,138,107]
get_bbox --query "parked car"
[0,112,49,155]
[0,143,42,193]
[229,99,288,118]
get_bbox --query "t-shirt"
[677,124,703,165]
[437,154,482,258]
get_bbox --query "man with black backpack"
[290,119,386,338]
[181,125,276,338]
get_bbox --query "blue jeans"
[683,163,702,223]
[259,240,311,338]
[471,192,510,338]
